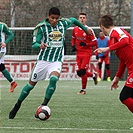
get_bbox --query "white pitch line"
[0,126,131,131]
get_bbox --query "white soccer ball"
[35,105,51,121]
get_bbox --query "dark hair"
[49,7,60,16]
[99,15,114,28]
[79,13,86,16]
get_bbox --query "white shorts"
[30,60,62,82]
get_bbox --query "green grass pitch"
[0,80,133,133]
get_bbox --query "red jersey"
[71,26,97,56]
[109,27,133,78]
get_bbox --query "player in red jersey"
[71,13,98,94]
[95,15,133,129]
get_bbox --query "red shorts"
[125,72,133,88]
[98,56,110,64]
[76,55,91,70]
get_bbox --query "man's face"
[48,14,60,27]
[78,15,87,25]
[99,32,105,38]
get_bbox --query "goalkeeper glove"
[71,46,76,52]
[80,42,87,46]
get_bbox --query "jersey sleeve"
[64,18,87,33]
[32,27,43,49]
[109,29,129,51]
[3,23,14,44]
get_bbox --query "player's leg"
[119,73,133,112]
[119,73,133,129]
[105,64,111,81]
[9,81,36,119]
[75,56,87,94]
[0,63,17,92]
[81,56,98,85]
[9,61,44,119]
[97,58,103,81]
[42,62,61,105]
[42,73,59,105]
[104,56,111,81]
[119,86,133,112]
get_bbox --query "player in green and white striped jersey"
[0,22,17,92]
[9,7,91,119]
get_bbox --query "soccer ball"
[35,105,51,121]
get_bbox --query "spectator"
[96,32,111,82]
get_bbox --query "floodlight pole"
[131,0,133,36]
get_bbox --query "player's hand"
[94,47,110,54]
[80,42,87,46]
[86,28,92,35]
[110,76,119,90]
[71,46,76,52]
[40,43,47,50]
[0,42,6,48]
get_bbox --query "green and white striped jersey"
[0,22,14,60]
[32,18,87,62]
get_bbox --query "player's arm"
[94,46,110,54]
[115,61,126,79]
[111,61,126,90]
[68,18,91,35]
[111,76,119,90]
[86,40,97,47]
[85,28,97,47]
[3,23,14,44]
[32,27,44,49]
[109,37,129,51]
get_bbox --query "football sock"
[98,69,102,78]
[122,98,133,113]
[42,75,58,105]
[81,74,87,89]
[17,83,34,104]
[42,98,50,106]
[106,69,111,78]
[2,69,13,82]
[86,72,93,77]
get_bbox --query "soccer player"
[0,22,17,92]
[96,32,111,82]
[71,13,98,95]
[9,7,92,119]
[94,15,133,129]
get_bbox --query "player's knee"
[0,63,5,72]
[98,63,102,69]
[105,64,110,70]
[49,75,58,85]
[119,86,133,102]
[77,69,86,77]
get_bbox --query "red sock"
[86,72,93,77]
[98,69,102,78]
[122,98,133,113]
[81,74,87,89]
[106,69,110,77]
